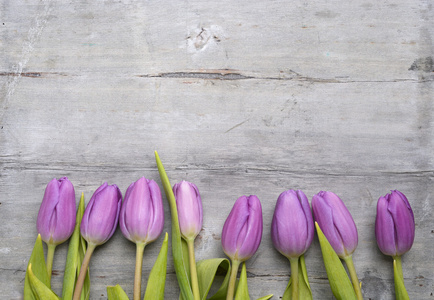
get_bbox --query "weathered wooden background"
[1,0,433,299]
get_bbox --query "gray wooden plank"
[1,0,433,299]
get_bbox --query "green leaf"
[282,255,312,300]
[63,193,90,300]
[27,264,60,300]
[234,263,250,300]
[393,258,410,300]
[196,258,231,300]
[144,232,169,300]
[107,284,130,300]
[155,151,194,300]
[24,234,49,300]
[315,222,356,300]
[232,263,273,300]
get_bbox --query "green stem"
[187,239,201,300]
[289,257,299,300]
[343,255,363,300]
[46,243,56,287]
[393,256,410,300]
[73,243,96,300]
[226,259,241,300]
[134,243,146,300]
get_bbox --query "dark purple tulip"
[173,181,203,240]
[81,183,122,246]
[221,195,263,262]
[119,177,164,244]
[375,190,415,257]
[312,191,358,258]
[271,190,314,259]
[37,177,76,245]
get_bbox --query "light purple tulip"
[312,191,358,258]
[37,177,76,245]
[375,190,415,257]
[271,190,314,259]
[119,177,164,244]
[81,183,122,246]
[221,195,263,262]
[173,181,203,240]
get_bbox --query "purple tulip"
[221,195,263,262]
[312,191,358,258]
[119,177,164,244]
[173,181,203,240]
[375,190,415,257]
[81,183,122,246]
[37,177,76,245]
[271,190,314,259]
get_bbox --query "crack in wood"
[138,71,254,80]
[0,70,432,83]
[0,72,67,78]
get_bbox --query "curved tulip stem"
[46,243,56,286]
[393,256,410,300]
[134,243,146,300]
[289,257,299,300]
[226,259,241,300]
[343,255,363,300]
[73,243,96,300]
[187,239,201,300]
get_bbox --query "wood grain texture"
[1,0,433,299]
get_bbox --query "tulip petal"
[222,196,250,259]
[174,181,203,240]
[323,192,358,256]
[81,183,122,246]
[375,196,396,256]
[388,191,415,256]
[148,179,165,241]
[272,190,312,258]
[297,190,314,252]
[223,195,263,262]
[312,193,345,256]
[51,178,76,244]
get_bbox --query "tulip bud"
[81,183,122,246]
[271,190,314,259]
[312,191,358,258]
[119,177,164,245]
[221,195,263,262]
[173,181,203,241]
[375,190,415,257]
[37,177,76,245]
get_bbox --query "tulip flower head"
[221,195,263,262]
[173,180,203,241]
[81,183,122,246]
[375,190,415,257]
[37,177,76,245]
[271,190,314,259]
[312,191,358,258]
[120,177,164,245]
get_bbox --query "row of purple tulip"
[36,176,415,299]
